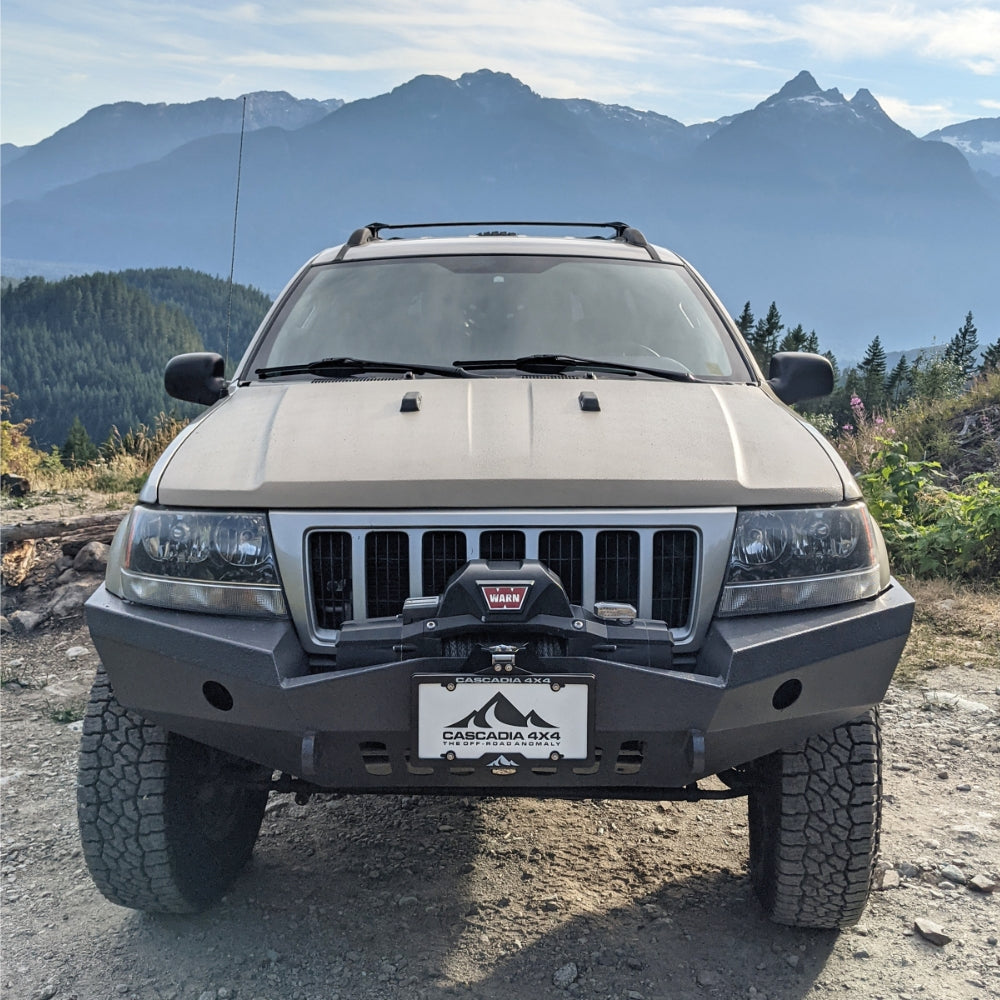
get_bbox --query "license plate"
[414,674,592,762]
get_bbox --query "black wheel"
[747,709,882,929]
[77,667,269,913]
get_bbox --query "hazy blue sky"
[2,1,998,146]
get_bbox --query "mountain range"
[2,70,997,356]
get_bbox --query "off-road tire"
[77,667,269,913]
[747,708,882,929]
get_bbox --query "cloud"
[876,95,965,134]
[794,3,1000,69]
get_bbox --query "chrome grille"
[307,524,697,631]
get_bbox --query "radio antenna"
[225,94,247,374]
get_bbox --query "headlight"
[113,506,287,617]
[718,502,881,616]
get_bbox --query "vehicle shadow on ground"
[100,793,838,1000]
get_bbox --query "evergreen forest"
[1,269,271,448]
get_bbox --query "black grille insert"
[365,531,409,618]
[479,530,525,561]
[422,531,467,596]
[652,530,696,627]
[309,531,353,629]
[595,530,640,607]
[538,530,583,605]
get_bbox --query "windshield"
[248,255,751,380]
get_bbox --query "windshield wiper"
[453,354,697,381]
[255,357,475,379]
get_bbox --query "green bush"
[858,442,1000,580]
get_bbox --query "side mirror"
[767,352,833,404]
[164,352,228,406]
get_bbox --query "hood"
[153,378,851,509]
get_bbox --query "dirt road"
[1,588,997,1000]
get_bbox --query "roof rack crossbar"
[335,220,662,262]
[364,220,631,237]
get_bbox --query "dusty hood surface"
[153,378,851,508]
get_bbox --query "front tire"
[77,667,269,913]
[747,709,882,929]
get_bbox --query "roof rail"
[334,220,662,262]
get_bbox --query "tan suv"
[79,221,913,927]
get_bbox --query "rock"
[914,918,951,946]
[30,987,58,1000]
[955,783,972,792]
[969,874,997,893]
[897,862,921,878]
[1,473,30,497]
[784,954,800,969]
[939,864,967,885]
[9,609,44,633]
[73,540,110,573]
[952,826,982,841]
[65,645,90,660]
[696,970,720,987]
[397,895,418,907]
[0,615,11,634]
[626,957,643,970]
[876,869,901,890]
[46,582,97,618]
[923,690,992,713]
[552,962,578,989]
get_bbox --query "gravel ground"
[1,592,998,1000]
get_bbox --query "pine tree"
[748,302,783,371]
[734,302,754,339]
[943,311,979,380]
[858,335,888,409]
[981,339,1000,373]
[61,416,100,468]
[778,323,809,352]
[885,355,912,406]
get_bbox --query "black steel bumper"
[85,581,914,795]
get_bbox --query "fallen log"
[1,512,127,544]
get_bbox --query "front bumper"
[85,581,914,795]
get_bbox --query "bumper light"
[719,502,881,617]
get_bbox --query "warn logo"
[479,582,532,612]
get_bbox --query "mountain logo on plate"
[446,692,555,730]
[480,582,531,611]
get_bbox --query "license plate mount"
[413,674,594,763]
